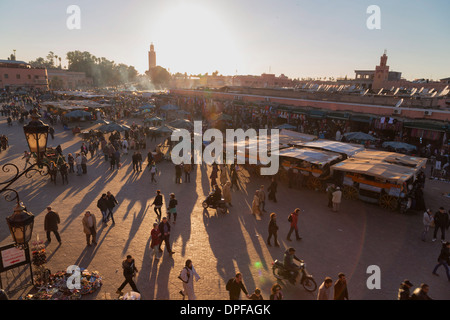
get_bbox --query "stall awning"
[350,115,373,123]
[327,112,350,120]
[403,121,448,132]
[308,110,327,119]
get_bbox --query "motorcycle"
[272,259,317,292]
[202,192,228,215]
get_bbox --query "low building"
[47,69,93,90]
[0,60,48,91]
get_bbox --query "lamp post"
[1,110,49,250]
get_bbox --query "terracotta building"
[47,69,93,90]
[0,60,48,90]
[148,43,156,70]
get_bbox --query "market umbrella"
[382,141,417,152]
[94,119,110,125]
[98,122,130,132]
[65,110,92,118]
[161,104,180,111]
[168,119,194,130]
[343,132,376,141]
[155,125,177,133]
[138,104,155,109]
[275,123,297,130]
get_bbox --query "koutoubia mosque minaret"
[372,50,390,90]
[148,43,156,70]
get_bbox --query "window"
[35,75,39,79]
[28,75,31,79]
[4,74,8,79]
[16,74,20,79]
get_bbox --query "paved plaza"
[1,115,449,300]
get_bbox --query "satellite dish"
[418,87,424,94]
[377,88,384,95]
[410,88,417,96]
[362,89,369,96]
[395,99,404,108]
[430,92,437,98]
[393,88,400,96]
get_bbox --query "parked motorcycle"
[272,259,317,292]
[202,193,228,215]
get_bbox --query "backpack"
[288,214,293,222]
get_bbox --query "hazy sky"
[1,0,449,80]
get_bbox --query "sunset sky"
[1,0,449,80]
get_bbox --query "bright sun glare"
[152,3,240,75]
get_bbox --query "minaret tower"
[372,50,390,90]
[148,43,156,70]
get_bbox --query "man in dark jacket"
[397,279,413,300]
[106,191,119,224]
[283,247,303,284]
[158,217,175,255]
[226,273,249,300]
[410,284,432,300]
[97,194,109,225]
[44,206,61,245]
[432,241,450,281]
[151,190,163,220]
[116,255,139,295]
[334,273,349,300]
[432,207,449,242]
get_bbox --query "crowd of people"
[2,88,449,301]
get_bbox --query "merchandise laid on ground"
[21,269,103,300]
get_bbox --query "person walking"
[258,185,266,212]
[230,165,239,191]
[248,288,264,300]
[422,209,434,242]
[59,163,69,185]
[432,241,450,281]
[147,150,154,169]
[287,208,302,241]
[116,255,140,295]
[149,161,158,183]
[136,150,143,172]
[223,181,232,207]
[326,184,336,208]
[410,284,432,300]
[75,153,82,176]
[106,191,119,225]
[132,152,139,172]
[268,177,277,203]
[97,193,109,225]
[220,165,228,186]
[67,153,75,173]
[317,277,333,300]
[432,207,449,242]
[175,164,182,184]
[179,259,201,300]
[226,273,250,300]
[150,223,161,259]
[269,283,283,300]
[167,193,178,224]
[44,207,61,245]
[151,190,163,221]
[184,162,191,183]
[158,217,175,255]
[81,152,88,174]
[398,279,414,300]
[82,211,97,246]
[332,187,342,212]
[109,153,116,171]
[267,212,279,247]
[251,190,261,216]
[333,273,349,300]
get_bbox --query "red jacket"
[290,212,299,228]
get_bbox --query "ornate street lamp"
[6,203,34,250]
[23,111,49,165]
[1,110,49,249]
